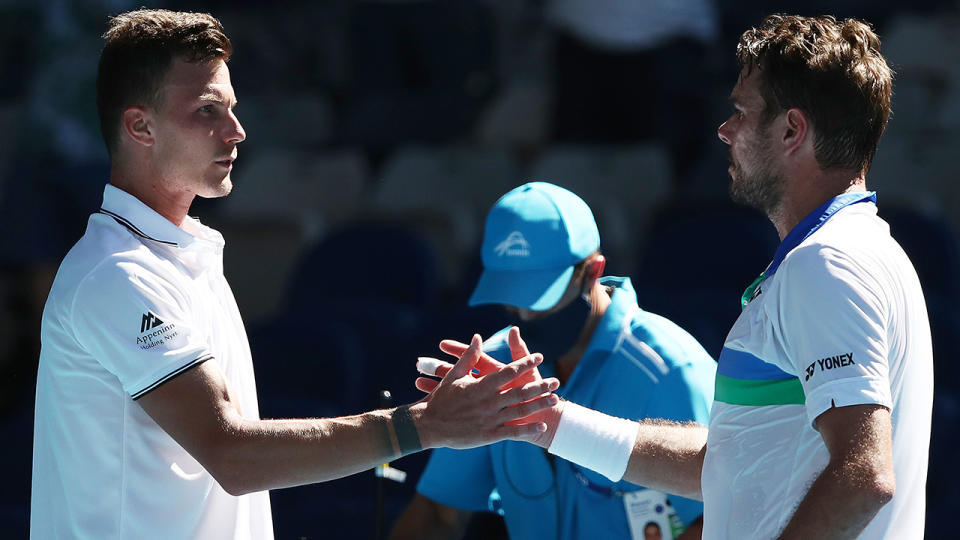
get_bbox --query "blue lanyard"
[569,461,629,497]
[741,191,877,308]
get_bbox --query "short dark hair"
[96,9,232,155]
[737,14,893,173]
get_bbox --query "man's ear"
[121,106,155,148]
[782,108,809,156]
[586,254,605,283]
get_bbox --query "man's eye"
[199,105,214,114]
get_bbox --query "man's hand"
[411,333,560,450]
[416,327,565,448]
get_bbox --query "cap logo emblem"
[493,231,530,257]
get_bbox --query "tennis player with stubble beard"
[427,14,933,540]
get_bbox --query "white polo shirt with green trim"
[701,194,932,539]
[32,184,273,539]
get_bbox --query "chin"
[198,176,233,199]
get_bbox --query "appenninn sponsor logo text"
[137,311,178,350]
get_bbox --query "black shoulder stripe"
[99,209,178,246]
[131,354,214,400]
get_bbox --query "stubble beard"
[728,134,784,217]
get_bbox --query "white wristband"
[547,401,640,482]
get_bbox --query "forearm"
[775,458,894,539]
[533,402,706,500]
[216,407,402,495]
[140,338,558,496]
[623,419,707,500]
[777,404,895,539]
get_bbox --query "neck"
[110,159,194,226]
[770,167,866,240]
[555,281,612,382]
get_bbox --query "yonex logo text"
[493,231,531,257]
[804,352,855,381]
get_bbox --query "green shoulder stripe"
[714,374,805,406]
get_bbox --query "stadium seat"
[926,388,960,538]
[341,1,496,149]
[287,222,442,307]
[528,144,673,266]
[203,216,307,325]
[374,145,518,219]
[283,222,444,403]
[237,93,335,149]
[882,204,960,301]
[223,147,369,240]
[250,315,368,419]
[370,145,519,282]
[635,200,779,293]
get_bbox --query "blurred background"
[1,0,959,538]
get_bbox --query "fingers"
[438,339,468,358]
[493,421,549,442]
[415,377,440,393]
[496,377,560,409]
[439,339,506,376]
[439,338,469,355]
[481,352,543,390]
[496,393,559,425]
[507,326,531,361]
[417,357,452,378]
[446,334,483,379]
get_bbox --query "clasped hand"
[413,327,562,450]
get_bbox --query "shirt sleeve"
[416,447,496,512]
[777,244,892,427]
[71,258,212,400]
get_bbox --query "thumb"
[508,326,531,361]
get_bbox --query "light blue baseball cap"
[469,182,600,310]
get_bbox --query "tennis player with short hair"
[430,14,932,540]
[30,10,558,539]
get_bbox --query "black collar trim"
[98,208,179,246]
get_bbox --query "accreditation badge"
[622,489,685,540]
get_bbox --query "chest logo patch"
[804,352,855,381]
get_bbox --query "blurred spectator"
[546,0,721,187]
[341,0,497,153]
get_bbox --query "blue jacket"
[417,277,716,540]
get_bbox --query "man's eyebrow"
[198,92,237,107]
[198,92,222,102]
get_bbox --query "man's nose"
[717,121,732,145]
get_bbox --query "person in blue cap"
[391,182,716,540]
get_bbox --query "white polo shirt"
[701,194,933,539]
[32,184,273,539]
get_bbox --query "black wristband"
[392,405,423,456]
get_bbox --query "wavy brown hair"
[737,14,893,174]
[96,9,232,155]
